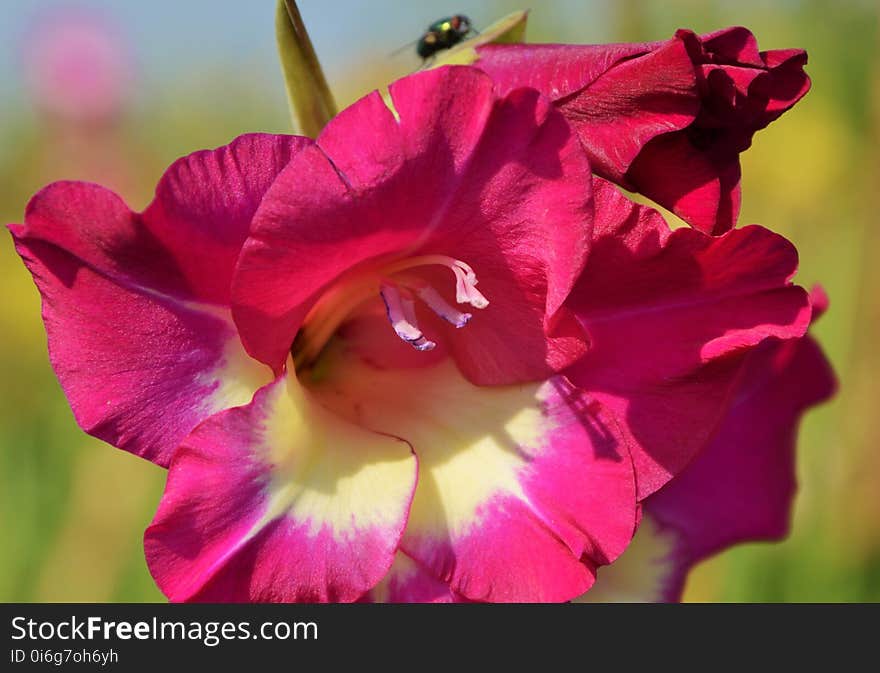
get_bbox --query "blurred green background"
[0,0,877,602]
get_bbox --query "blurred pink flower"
[22,6,134,124]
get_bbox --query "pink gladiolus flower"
[475,27,810,234]
[10,66,816,602]
[22,7,134,124]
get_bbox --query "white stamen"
[383,255,490,310]
[297,255,490,367]
[380,283,436,351]
[414,285,472,328]
[450,262,490,309]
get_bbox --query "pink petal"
[579,286,834,602]
[367,553,463,603]
[554,39,699,185]
[697,65,767,132]
[696,26,764,68]
[566,180,811,498]
[760,50,811,119]
[809,283,830,318]
[477,40,698,185]
[12,233,270,467]
[644,330,836,600]
[475,42,655,101]
[308,342,637,603]
[696,26,764,67]
[626,131,742,235]
[145,371,417,602]
[478,29,809,235]
[232,66,593,384]
[9,134,305,464]
[143,134,310,305]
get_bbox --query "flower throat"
[292,255,489,369]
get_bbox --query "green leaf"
[429,10,529,68]
[275,0,337,137]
